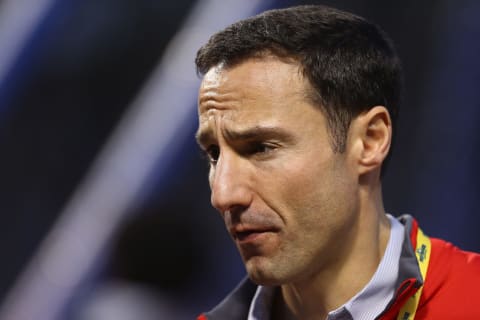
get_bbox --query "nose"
[210,151,252,215]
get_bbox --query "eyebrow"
[195,125,294,147]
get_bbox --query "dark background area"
[1,0,479,319]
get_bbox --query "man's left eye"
[254,143,271,153]
[248,142,276,155]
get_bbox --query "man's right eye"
[205,145,220,164]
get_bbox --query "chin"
[245,257,290,286]
[248,274,282,286]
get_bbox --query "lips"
[229,225,278,243]
[236,230,255,240]
[235,230,263,241]
[224,211,281,245]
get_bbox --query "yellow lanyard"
[396,227,431,320]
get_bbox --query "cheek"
[276,156,355,228]
[280,155,331,199]
[281,169,330,222]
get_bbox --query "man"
[194,5,480,320]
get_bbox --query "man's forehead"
[198,65,243,115]
[198,59,308,111]
[195,57,319,146]
[196,111,258,139]
[200,56,305,90]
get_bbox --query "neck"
[277,182,391,320]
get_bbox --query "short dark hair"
[196,5,402,157]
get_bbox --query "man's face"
[196,57,360,285]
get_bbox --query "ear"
[350,106,392,175]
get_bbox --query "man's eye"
[248,142,276,155]
[253,144,270,153]
[205,145,220,164]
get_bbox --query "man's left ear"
[350,106,392,175]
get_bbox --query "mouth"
[231,227,277,244]
[236,230,261,241]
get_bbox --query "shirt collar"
[247,214,405,320]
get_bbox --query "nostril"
[224,205,248,223]
[228,205,247,217]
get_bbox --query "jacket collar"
[376,214,423,319]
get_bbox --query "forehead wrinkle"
[199,66,245,113]
[198,75,246,114]
[198,92,241,113]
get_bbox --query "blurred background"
[0,0,479,319]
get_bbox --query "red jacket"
[198,215,480,320]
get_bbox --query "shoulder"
[417,237,480,318]
[428,237,480,285]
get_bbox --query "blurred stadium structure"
[0,0,479,319]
